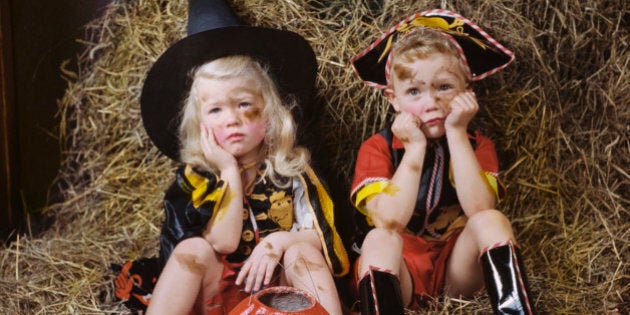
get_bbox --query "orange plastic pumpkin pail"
[229,286,328,315]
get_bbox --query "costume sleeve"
[159,164,227,264]
[299,166,350,277]
[471,131,506,200]
[350,134,395,215]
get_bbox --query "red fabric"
[470,130,499,174]
[350,229,461,309]
[199,260,248,315]
[351,131,499,197]
[351,134,393,194]
[401,230,462,304]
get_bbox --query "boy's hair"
[389,27,472,86]
[178,55,309,187]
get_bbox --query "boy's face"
[386,52,468,139]
[197,76,267,162]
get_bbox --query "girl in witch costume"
[348,10,535,315]
[113,2,348,314]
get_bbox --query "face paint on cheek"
[244,106,262,120]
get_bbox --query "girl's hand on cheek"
[392,111,426,151]
[200,124,237,171]
[445,90,478,132]
[235,240,283,292]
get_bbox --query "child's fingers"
[245,264,262,292]
[235,261,252,286]
[252,262,268,292]
[263,259,276,285]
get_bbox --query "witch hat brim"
[140,25,317,161]
[350,9,515,88]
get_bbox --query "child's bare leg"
[445,209,515,297]
[357,227,413,310]
[146,237,222,315]
[447,209,535,313]
[282,242,342,315]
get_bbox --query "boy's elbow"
[464,199,496,216]
[370,212,407,233]
[368,197,408,232]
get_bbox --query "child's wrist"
[404,144,426,156]
[445,126,468,138]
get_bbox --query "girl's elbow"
[211,239,239,255]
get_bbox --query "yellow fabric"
[353,181,391,216]
[303,166,350,276]
[184,165,226,211]
[378,16,486,62]
[448,164,504,202]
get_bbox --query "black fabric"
[353,126,467,246]
[187,0,239,35]
[140,26,318,161]
[112,257,161,313]
[300,168,347,276]
[481,244,536,315]
[226,172,293,264]
[159,165,218,266]
[351,10,514,87]
[358,270,405,315]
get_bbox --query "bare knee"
[170,237,219,275]
[468,209,513,233]
[358,228,403,276]
[284,243,326,270]
[362,227,402,249]
[283,243,329,283]
[466,209,515,248]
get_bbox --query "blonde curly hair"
[178,55,309,187]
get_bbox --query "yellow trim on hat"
[378,16,486,63]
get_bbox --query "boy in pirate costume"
[349,10,535,315]
[113,1,349,314]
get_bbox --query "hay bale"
[1,0,627,314]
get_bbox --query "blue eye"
[407,88,420,96]
[438,84,452,91]
[239,102,252,108]
[208,107,221,114]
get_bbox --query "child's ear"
[384,88,400,112]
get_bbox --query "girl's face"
[197,76,267,163]
[387,53,467,138]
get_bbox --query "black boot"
[481,242,536,315]
[358,268,404,315]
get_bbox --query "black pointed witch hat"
[140,0,317,160]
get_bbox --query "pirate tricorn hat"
[350,9,515,89]
[140,0,318,160]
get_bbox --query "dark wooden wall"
[1,0,112,241]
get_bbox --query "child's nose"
[225,108,242,125]
[422,92,439,110]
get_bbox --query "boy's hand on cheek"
[200,124,237,171]
[392,111,426,151]
[445,91,478,132]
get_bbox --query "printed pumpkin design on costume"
[229,181,296,263]
[249,188,294,231]
[426,204,466,240]
[268,190,294,229]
